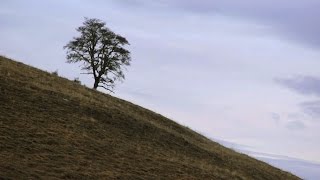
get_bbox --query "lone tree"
[64,18,131,91]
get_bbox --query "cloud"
[271,113,280,120]
[287,113,305,120]
[256,156,320,180]
[275,76,320,120]
[218,138,320,179]
[286,120,306,131]
[275,76,320,97]
[300,101,320,119]
[112,0,320,48]
[270,113,281,124]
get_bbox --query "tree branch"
[98,85,114,93]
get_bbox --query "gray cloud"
[218,138,320,179]
[287,113,305,120]
[113,0,320,48]
[256,156,320,180]
[286,120,306,130]
[110,0,146,8]
[275,76,320,119]
[300,101,320,119]
[275,76,320,97]
[270,113,281,124]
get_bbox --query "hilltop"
[0,56,299,179]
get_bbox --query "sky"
[1,0,320,178]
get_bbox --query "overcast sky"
[1,0,320,178]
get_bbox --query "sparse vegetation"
[0,56,300,179]
[73,77,81,84]
[52,70,58,76]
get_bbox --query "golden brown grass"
[0,56,300,179]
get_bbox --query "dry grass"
[0,56,300,179]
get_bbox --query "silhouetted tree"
[64,18,131,92]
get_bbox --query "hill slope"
[0,56,299,179]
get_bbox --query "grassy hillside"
[0,56,300,179]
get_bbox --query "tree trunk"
[93,79,99,89]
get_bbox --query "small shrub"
[74,77,81,84]
[52,70,58,76]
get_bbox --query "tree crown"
[64,18,131,92]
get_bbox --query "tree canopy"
[64,18,131,92]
